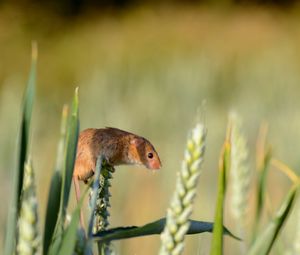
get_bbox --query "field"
[1,4,300,254]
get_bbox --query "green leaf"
[43,106,69,255]
[247,185,298,255]
[4,43,37,255]
[92,218,240,242]
[210,125,231,255]
[57,186,89,255]
[47,227,63,255]
[59,88,80,227]
[252,147,272,242]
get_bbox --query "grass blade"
[4,43,37,255]
[247,185,299,255]
[92,218,240,242]
[48,88,79,254]
[57,186,89,255]
[47,232,63,255]
[210,121,231,255]
[43,105,69,255]
[252,149,271,240]
[256,149,272,218]
[59,87,80,227]
[252,123,272,243]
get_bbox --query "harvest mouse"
[73,127,161,227]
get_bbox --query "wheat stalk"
[17,158,40,255]
[89,159,114,255]
[229,113,250,223]
[159,123,206,255]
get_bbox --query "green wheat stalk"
[17,157,40,255]
[159,123,206,255]
[88,157,114,255]
[93,163,113,234]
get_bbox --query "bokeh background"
[1,1,300,254]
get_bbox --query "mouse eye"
[147,152,153,159]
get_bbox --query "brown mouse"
[73,127,161,227]
[74,127,161,181]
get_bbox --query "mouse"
[72,127,161,228]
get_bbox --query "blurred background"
[1,0,300,254]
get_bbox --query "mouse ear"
[130,137,144,147]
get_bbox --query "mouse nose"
[149,160,161,170]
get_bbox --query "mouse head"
[129,136,162,170]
